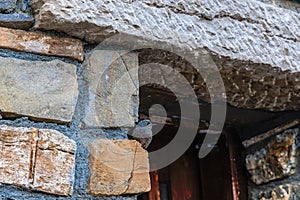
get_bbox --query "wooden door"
[139,128,247,200]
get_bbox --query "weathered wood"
[140,87,300,140]
[226,129,248,200]
[170,147,201,200]
[139,113,208,130]
[199,134,233,200]
[227,131,241,200]
[242,120,299,148]
[148,171,161,200]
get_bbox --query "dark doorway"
[138,125,247,200]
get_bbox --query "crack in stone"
[28,128,38,184]
[124,142,138,193]
[144,2,262,23]
[0,126,76,196]
[143,1,300,45]
[119,52,138,92]
[37,146,75,155]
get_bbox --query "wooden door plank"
[148,171,161,200]
[170,147,201,200]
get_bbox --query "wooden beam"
[242,119,299,148]
[139,113,208,131]
[148,171,161,200]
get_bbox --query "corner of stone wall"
[0,1,150,197]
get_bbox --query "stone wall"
[0,0,299,199]
[0,1,150,199]
[243,121,300,199]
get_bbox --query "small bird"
[129,120,153,149]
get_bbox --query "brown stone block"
[0,125,76,196]
[32,129,76,196]
[88,139,151,196]
[0,27,83,61]
[0,126,38,187]
[126,143,152,194]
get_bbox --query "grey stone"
[31,0,300,72]
[258,0,300,13]
[0,13,34,30]
[249,183,300,200]
[83,50,139,128]
[245,128,298,185]
[0,57,78,123]
[0,0,17,13]
[20,0,29,12]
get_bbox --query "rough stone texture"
[31,0,300,111]
[259,0,300,13]
[0,56,78,123]
[0,13,34,30]
[0,0,34,30]
[0,126,36,187]
[245,128,298,185]
[33,129,76,196]
[0,0,17,13]
[0,125,76,196]
[0,27,84,61]
[139,49,300,111]
[0,118,136,200]
[83,50,139,128]
[31,0,300,72]
[88,139,151,196]
[250,183,300,200]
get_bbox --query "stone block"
[32,129,76,196]
[0,126,37,187]
[0,0,17,13]
[0,56,78,123]
[0,13,34,30]
[0,27,84,61]
[0,125,76,196]
[245,128,298,185]
[83,50,139,128]
[31,0,299,72]
[250,183,300,200]
[88,139,150,196]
